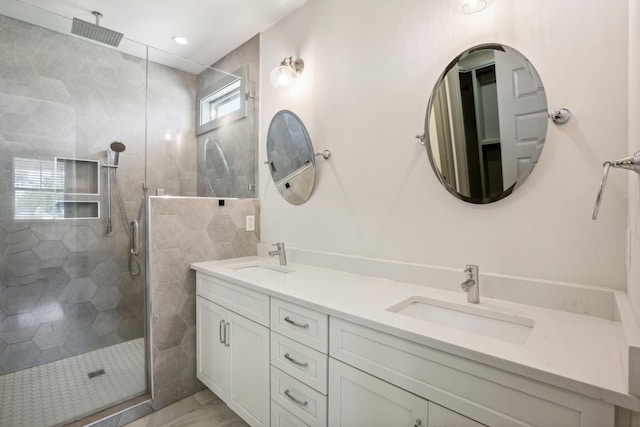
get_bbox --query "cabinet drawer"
[271,331,328,394]
[330,317,614,427]
[196,272,269,327]
[271,401,310,427]
[271,298,328,352]
[271,366,327,427]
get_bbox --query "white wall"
[259,0,629,289]
[628,0,640,315]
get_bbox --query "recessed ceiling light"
[172,36,188,45]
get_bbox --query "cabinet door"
[196,296,228,398]
[227,310,270,427]
[329,358,428,427]
[428,402,486,427]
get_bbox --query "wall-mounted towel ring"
[592,151,640,220]
[548,108,572,124]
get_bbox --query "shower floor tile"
[0,338,146,427]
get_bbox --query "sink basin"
[388,296,534,344]
[231,263,293,278]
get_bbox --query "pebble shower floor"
[0,338,145,427]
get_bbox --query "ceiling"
[0,0,309,74]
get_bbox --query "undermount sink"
[387,296,534,344]
[231,263,293,276]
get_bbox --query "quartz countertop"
[191,256,640,411]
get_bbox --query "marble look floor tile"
[143,396,202,427]
[122,390,248,427]
[192,388,216,405]
[160,406,248,427]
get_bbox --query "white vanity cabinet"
[270,298,329,427]
[192,261,619,427]
[195,273,270,427]
[329,317,615,427]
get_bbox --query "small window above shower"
[196,67,248,135]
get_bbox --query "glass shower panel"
[0,9,148,426]
[146,47,258,199]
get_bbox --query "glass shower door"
[0,11,148,426]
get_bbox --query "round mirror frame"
[266,110,316,205]
[424,43,549,204]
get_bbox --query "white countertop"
[191,256,640,411]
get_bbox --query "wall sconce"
[457,0,494,14]
[270,56,304,89]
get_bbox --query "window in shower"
[13,157,100,220]
[196,67,247,135]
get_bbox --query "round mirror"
[425,44,548,204]
[266,110,316,204]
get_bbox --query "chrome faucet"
[461,264,479,304]
[269,242,287,266]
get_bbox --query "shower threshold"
[0,338,145,427]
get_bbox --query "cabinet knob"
[414,419,422,427]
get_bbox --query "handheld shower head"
[110,141,126,166]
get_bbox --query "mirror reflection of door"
[494,51,547,192]
[425,44,548,204]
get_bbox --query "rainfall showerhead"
[71,11,123,47]
[110,141,126,165]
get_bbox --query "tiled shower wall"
[0,15,196,373]
[197,35,259,199]
[148,196,259,410]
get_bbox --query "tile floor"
[0,338,145,427]
[122,389,248,427]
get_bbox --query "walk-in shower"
[0,1,258,425]
[0,12,148,427]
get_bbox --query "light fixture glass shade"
[270,57,304,89]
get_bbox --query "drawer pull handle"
[284,353,309,368]
[219,320,225,344]
[284,316,309,329]
[284,389,308,407]
[414,419,422,427]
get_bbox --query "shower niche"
[13,157,100,220]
